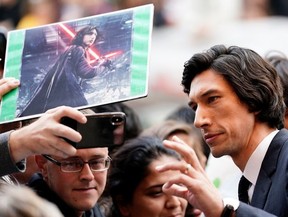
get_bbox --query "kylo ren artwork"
[1,4,153,123]
[17,11,133,117]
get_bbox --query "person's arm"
[0,131,25,176]
[0,77,23,176]
[0,106,87,177]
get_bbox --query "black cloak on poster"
[19,45,104,117]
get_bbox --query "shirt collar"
[244,129,279,185]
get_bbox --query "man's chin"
[210,148,225,158]
[74,202,97,212]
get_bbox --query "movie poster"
[1,4,153,123]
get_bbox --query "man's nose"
[79,163,94,181]
[193,106,210,129]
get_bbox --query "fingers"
[157,135,224,215]
[163,136,204,172]
[156,161,195,176]
[52,119,82,144]
[9,106,86,162]
[163,182,190,198]
[27,129,77,157]
[184,163,192,174]
[191,208,202,217]
[0,78,20,99]
[160,169,223,217]
[161,174,195,199]
[9,121,77,162]
[39,106,87,144]
[45,106,87,124]
[0,77,19,86]
[41,136,77,157]
[157,136,208,184]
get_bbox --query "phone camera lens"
[111,116,123,125]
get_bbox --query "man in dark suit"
[156,45,288,217]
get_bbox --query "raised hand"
[156,136,224,217]
[8,106,87,163]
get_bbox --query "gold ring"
[184,164,192,174]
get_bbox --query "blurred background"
[1,0,288,128]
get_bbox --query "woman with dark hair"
[104,136,191,217]
[20,25,110,117]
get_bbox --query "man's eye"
[63,161,82,167]
[208,96,219,104]
[90,161,102,166]
[90,160,105,169]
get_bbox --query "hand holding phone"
[61,112,126,149]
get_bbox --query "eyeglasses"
[42,155,111,173]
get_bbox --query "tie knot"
[238,176,251,203]
[239,176,251,189]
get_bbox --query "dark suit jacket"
[236,129,288,217]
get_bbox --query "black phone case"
[60,112,126,148]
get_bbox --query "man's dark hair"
[181,44,285,129]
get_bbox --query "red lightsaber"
[58,23,121,62]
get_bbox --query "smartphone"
[61,112,126,149]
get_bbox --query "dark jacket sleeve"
[236,203,277,217]
[0,131,26,176]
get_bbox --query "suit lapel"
[250,129,287,208]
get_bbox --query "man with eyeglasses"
[28,147,110,217]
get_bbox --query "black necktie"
[238,175,251,203]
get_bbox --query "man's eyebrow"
[188,89,219,106]
[200,89,219,97]
[89,155,107,159]
[57,158,79,162]
[194,88,219,99]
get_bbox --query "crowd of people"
[0,0,172,31]
[1,1,288,217]
[1,44,288,217]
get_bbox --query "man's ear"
[34,155,48,179]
